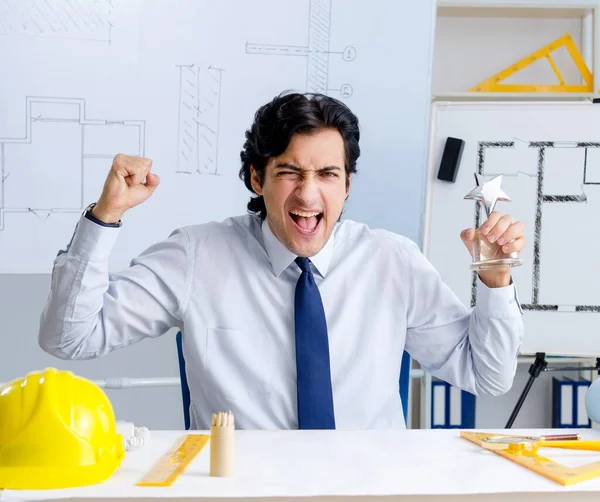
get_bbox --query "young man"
[39,92,525,430]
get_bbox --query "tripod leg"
[505,352,547,428]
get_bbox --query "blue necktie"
[294,257,335,429]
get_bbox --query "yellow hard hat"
[0,367,125,489]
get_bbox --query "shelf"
[437,0,599,16]
[433,2,600,102]
[432,92,598,101]
[437,6,593,18]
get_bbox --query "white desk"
[3,429,600,502]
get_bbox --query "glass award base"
[470,257,524,271]
[470,230,523,271]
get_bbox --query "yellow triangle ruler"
[469,33,593,93]
[461,430,600,486]
[136,434,210,487]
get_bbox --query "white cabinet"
[433,1,600,100]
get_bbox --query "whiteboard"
[424,101,600,357]
[0,0,436,273]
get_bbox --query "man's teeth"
[290,210,321,217]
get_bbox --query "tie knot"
[295,257,312,273]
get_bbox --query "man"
[39,92,525,430]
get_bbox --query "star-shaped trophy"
[464,173,523,270]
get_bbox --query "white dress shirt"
[39,212,524,430]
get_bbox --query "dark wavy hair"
[239,91,360,220]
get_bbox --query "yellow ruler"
[136,434,210,486]
[461,431,600,486]
[469,33,593,93]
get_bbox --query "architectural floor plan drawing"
[0,0,113,44]
[176,64,224,176]
[471,140,600,313]
[245,0,355,97]
[0,96,145,231]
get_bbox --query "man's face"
[251,128,351,257]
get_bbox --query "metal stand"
[505,352,547,428]
[505,353,600,429]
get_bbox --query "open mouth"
[289,210,323,236]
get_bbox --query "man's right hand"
[92,154,160,224]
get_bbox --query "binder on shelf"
[431,379,476,429]
[552,377,591,428]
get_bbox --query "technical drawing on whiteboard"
[245,0,356,97]
[176,64,224,176]
[0,96,145,230]
[472,140,600,313]
[0,0,113,44]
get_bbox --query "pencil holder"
[210,411,234,477]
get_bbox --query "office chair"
[399,350,411,423]
[175,330,412,430]
[175,331,191,430]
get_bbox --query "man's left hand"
[460,211,525,288]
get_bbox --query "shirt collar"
[261,218,334,278]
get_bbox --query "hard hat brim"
[0,447,125,490]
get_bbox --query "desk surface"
[3,429,600,502]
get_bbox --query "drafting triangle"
[469,34,593,93]
[461,430,600,486]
